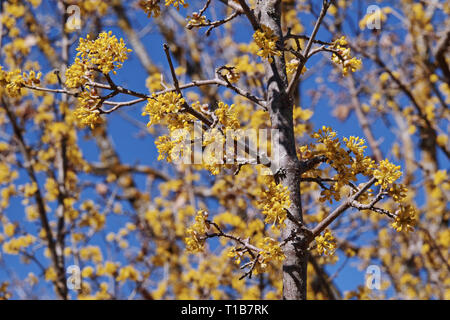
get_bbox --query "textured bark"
[255,0,308,300]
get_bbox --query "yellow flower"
[2,235,36,254]
[154,135,185,162]
[65,31,132,88]
[73,106,103,129]
[343,136,367,158]
[253,25,282,63]
[82,266,95,278]
[0,67,25,97]
[116,265,140,282]
[185,210,209,253]
[286,59,307,76]
[23,182,38,198]
[3,223,15,237]
[331,36,362,76]
[139,0,161,18]
[258,182,291,228]
[221,67,240,84]
[392,205,416,233]
[165,0,188,10]
[214,101,240,130]
[388,184,408,202]
[433,170,447,185]
[45,267,57,281]
[228,247,244,265]
[373,159,402,189]
[259,237,285,268]
[315,229,337,256]
[142,92,185,127]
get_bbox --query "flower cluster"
[154,134,187,162]
[116,265,140,282]
[65,31,132,89]
[253,25,281,63]
[343,136,367,158]
[202,128,226,175]
[165,0,188,10]
[214,101,240,130]
[286,58,307,76]
[2,235,36,255]
[0,67,23,97]
[142,92,185,127]
[185,210,209,253]
[258,237,285,270]
[330,36,362,76]
[257,182,291,228]
[388,183,408,202]
[220,67,240,84]
[311,127,377,202]
[312,127,353,201]
[77,0,108,16]
[63,32,131,129]
[139,0,161,18]
[228,247,245,265]
[0,67,44,97]
[73,92,103,129]
[373,159,402,189]
[315,229,337,256]
[392,205,416,233]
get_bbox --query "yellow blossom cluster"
[388,183,408,202]
[139,0,161,18]
[253,25,281,63]
[66,31,131,87]
[116,265,140,282]
[0,67,25,97]
[146,73,164,91]
[214,101,240,130]
[392,205,416,233]
[2,235,36,255]
[73,105,103,129]
[220,67,241,84]
[142,92,185,127]
[330,36,362,76]
[311,127,371,202]
[96,261,119,277]
[257,182,291,228]
[154,135,184,162]
[185,210,209,253]
[310,126,416,233]
[78,0,108,16]
[3,223,15,237]
[315,229,336,256]
[63,32,131,128]
[79,246,103,263]
[165,0,188,10]
[373,159,402,189]
[286,59,307,76]
[228,247,245,265]
[258,237,285,270]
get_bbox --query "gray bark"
[255,0,308,300]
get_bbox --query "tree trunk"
[255,0,308,300]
